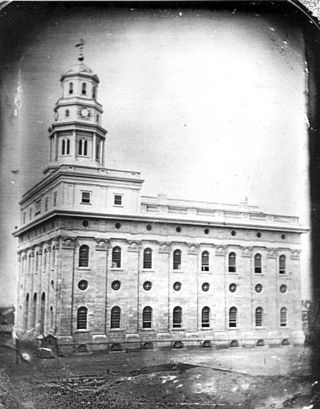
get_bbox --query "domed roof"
[60,61,99,82]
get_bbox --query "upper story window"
[35,199,41,215]
[96,139,101,161]
[79,245,89,267]
[173,249,182,270]
[142,306,152,329]
[69,82,73,95]
[201,251,209,271]
[92,86,96,99]
[112,246,121,268]
[229,307,237,328]
[143,248,152,269]
[65,109,70,117]
[22,212,26,224]
[77,306,87,330]
[81,82,87,95]
[254,253,262,274]
[61,138,70,155]
[114,195,122,206]
[53,191,58,206]
[279,255,286,274]
[81,191,91,204]
[29,207,33,220]
[228,252,236,273]
[78,139,88,156]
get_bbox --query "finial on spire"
[75,38,85,62]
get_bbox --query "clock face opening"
[78,107,91,120]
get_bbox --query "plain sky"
[0,4,310,305]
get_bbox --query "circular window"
[204,228,209,235]
[115,222,121,229]
[229,283,237,292]
[111,280,121,290]
[82,220,89,227]
[231,230,236,236]
[280,284,287,293]
[146,224,152,231]
[143,281,152,291]
[257,232,262,238]
[176,226,182,233]
[202,282,210,292]
[281,234,286,240]
[78,280,88,290]
[173,282,181,291]
[255,284,262,293]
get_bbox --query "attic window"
[81,191,91,204]
[114,195,122,206]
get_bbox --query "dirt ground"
[0,345,318,409]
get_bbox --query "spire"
[75,38,85,62]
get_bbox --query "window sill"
[255,326,265,330]
[81,202,91,205]
[110,268,124,272]
[78,267,91,271]
[171,327,185,331]
[140,328,154,331]
[109,328,125,332]
[75,329,90,333]
[228,327,238,330]
[113,205,124,208]
[142,269,154,273]
[172,270,183,273]
[227,272,238,275]
[200,327,211,330]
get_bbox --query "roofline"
[49,121,107,136]
[13,209,309,237]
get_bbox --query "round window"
[115,222,121,229]
[255,284,262,293]
[204,228,209,235]
[111,280,121,290]
[176,226,182,233]
[231,230,236,236]
[202,282,210,292]
[229,283,237,292]
[82,220,89,227]
[280,284,287,293]
[78,280,88,290]
[281,234,286,240]
[257,232,262,238]
[173,282,181,291]
[143,281,152,291]
[146,224,152,231]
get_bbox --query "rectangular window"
[29,208,32,220]
[45,197,49,211]
[114,195,122,206]
[81,191,91,204]
[35,199,41,215]
[22,212,26,224]
[53,191,58,207]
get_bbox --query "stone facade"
[14,52,306,353]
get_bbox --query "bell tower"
[45,40,107,174]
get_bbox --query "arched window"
[111,306,121,329]
[143,306,152,328]
[279,255,286,274]
[28,254,32,273]
[280,307,287,327]
[40,292,45,334]
[65,109,70,117]
[61,139,66,155]
[83,139,88,155]
[201,306,210,328]
[82,82,87,95]
[254,253,262,274]
[79,245,89,267]
[78,139,88,156]
[201,251,209,271]
[96,139,101,161]
[255,307,263,327]
[50,306,54,330]
[143,248,152,269]
[228,252,236,273]
[77,306,88,329]
[112,247,121,268]
[24,293,29,330]
[173,250,182,270]
[69,82,73,94]
[66,139,70,154]
[173,306,182,328]
[229,307,237,328]
[92,86,96,99]
[31,293,37,330]
[43,250,47,271]
[35,251,39,271]
[78,139,82,155]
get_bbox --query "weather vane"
[75,38,85,62]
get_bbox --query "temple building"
[14,49,306,353]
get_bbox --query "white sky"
[0,8,311,304]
